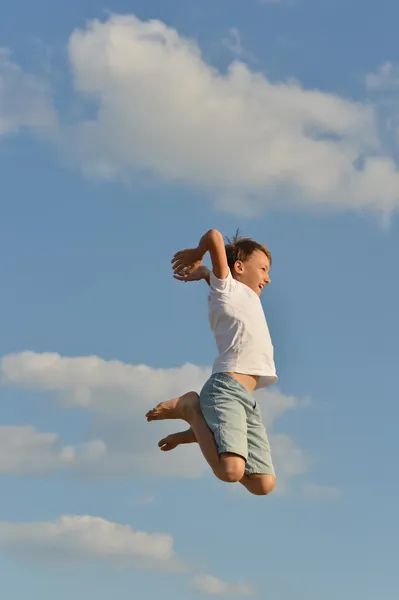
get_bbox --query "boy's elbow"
[199,229,225,257]
[206,229,224,244]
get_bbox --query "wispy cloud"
[0,48,57,137]
[365,61,399,172]
[0,426,105,475]
[191,574,255,596]
[221,29,255,63]
[0,515,183,571]
[366,62,399,92]
[0,514,259,593]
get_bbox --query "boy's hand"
[171,247,204,277]
[173,265,210,283]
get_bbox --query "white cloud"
[0,351,309,490]
[0,515,183,571]
[256,387,309,428]
[1,351,209,479]
[0,351,209,409]
[269,433,308,494]
[191,574,255,596]
[366,62,399,92]
[256,388,310,493]
[302,483,342,500]
[0,48,57,137]
[62,14,399,215]
[0,515,261,593]
[0,426,105,475]
[1,15,398,216]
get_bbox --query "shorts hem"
[217,446,248,462]
[245,466,275,477]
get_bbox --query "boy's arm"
[173,265,211,285]
[172,229,229,281]
[198,229,229,280]
[202,267,211,286]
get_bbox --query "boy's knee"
[216,455,246,483]
[249,474,276,496]
[217,469,242,483]
[185,391,200,408]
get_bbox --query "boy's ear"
[234,260,244,274]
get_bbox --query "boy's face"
[233,250,271,296]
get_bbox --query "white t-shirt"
[208,270,278,390]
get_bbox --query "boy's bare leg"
[158,428,196,451]
[146,392,221,473]
[146,392,245,482]
[239,473,276,496]
[146,392,199,422]
[156,422,275,496]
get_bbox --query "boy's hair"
[225,230,272,271]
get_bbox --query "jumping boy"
[146,229,277,496]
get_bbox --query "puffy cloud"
[0,515,183,571]
[0,351,209,411]
[191,574,255,596]
[0,351,308,489]
[0,48,57,136]
[0,426,105,475]
[63,14,399,215]
[1,351,209,479]
[1,15,398,215]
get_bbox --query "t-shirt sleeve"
[210,269,235,293]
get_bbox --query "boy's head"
[225,231,272,297]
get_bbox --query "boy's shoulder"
[210,270,259,303]
[209,269,236,294]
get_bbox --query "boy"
[146,229,277,496]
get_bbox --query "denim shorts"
[199,372,275,476]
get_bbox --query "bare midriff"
[227,372,259,393]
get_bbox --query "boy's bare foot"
[146,391,199,422]
[158,428,197,451]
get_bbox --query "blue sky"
[1,0,399,598]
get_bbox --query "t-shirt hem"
[212,366,277,379]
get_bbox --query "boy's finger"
[172,261,184,271]
[171,252,185,263]
[173,274,189,281]
[175,263,193,273]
